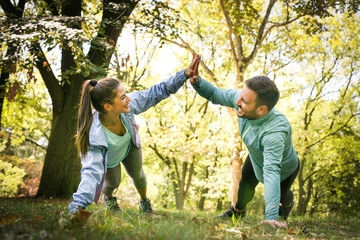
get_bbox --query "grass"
[1,198,360,240]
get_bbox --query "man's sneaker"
[279,200,295,220]
[218,206,246,219]
[139,198,153,214]
[102,194,121,213]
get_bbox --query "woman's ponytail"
[75,80,95,156]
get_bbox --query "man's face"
[235,86,261,120]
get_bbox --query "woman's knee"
[132,170,147,189]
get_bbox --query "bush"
[0,159,26,197]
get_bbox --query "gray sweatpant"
[102,143,147,197]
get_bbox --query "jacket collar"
[89,111,108,148]
[248,108,276,126]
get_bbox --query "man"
[190,63,299,228]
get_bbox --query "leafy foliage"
[0,160,26,197]
[140,81,235,209]
[276,13,360,215]
[1,75,50,158]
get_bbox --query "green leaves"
[0,160,26,197]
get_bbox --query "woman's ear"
[103,103,112,112]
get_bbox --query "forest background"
[0,0,360,220]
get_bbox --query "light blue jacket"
[68,70,188,213]
[192,76,298,220]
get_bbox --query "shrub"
[0,159,26,197]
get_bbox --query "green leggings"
[235,155,299,211]
[102,143,147,197]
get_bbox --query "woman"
[68,54,201,214]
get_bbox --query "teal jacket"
[68,70,188,213]
[192,76,298,220]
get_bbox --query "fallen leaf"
[192,217,206,225]
[216,232,224,239]
[204,226,215,239]
[226,227,241,234]
[241,232,248,239]
[287,227,298,235]
[247,227,253,236]
[58,216,69,228]
[176,220,184,226]
[121,222,135,229]
[0,212,21,225]
[27,216,44,224]
[69,206,92,225]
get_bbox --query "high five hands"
[185,53,201,85]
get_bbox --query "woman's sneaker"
[218,206,246,219]
[102,195,121,213]
[139,198,153,214]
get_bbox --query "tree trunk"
[216,198,223,211]
[297,150,314,215]
[171,160,194,209]
[36,78,82,198]
[0,70,10,127]
[198,166,209,210]
[176,192,185,209]
[198,187,208,210]
[297,157,307,214]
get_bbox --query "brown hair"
[245,76,280,111]
[75,78,120,156]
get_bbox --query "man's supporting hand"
[260,219,287,229]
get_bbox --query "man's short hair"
[245,76,280,111]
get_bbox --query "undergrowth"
[0,198,359,239]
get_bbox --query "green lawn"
[0,198,359,240]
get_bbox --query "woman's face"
[108,84,131,113]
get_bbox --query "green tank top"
[102,122,131,168]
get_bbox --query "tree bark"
[36,79,82,197]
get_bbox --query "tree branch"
[0,0,26,18]
[31,43,64,114]
[173,157,180,182]
[185,158,194,196]
[163,37,220,83]
[219,0,241,76]
[248,0,277,62]
[43,0,59,16]
[306,114,358,150]
[87,0,139,76]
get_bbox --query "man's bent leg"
[279,158,300,220]
[219,155,258,219]
[235,155,259,210]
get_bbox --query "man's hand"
[260,219,287,229]
[185,53,201,84]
